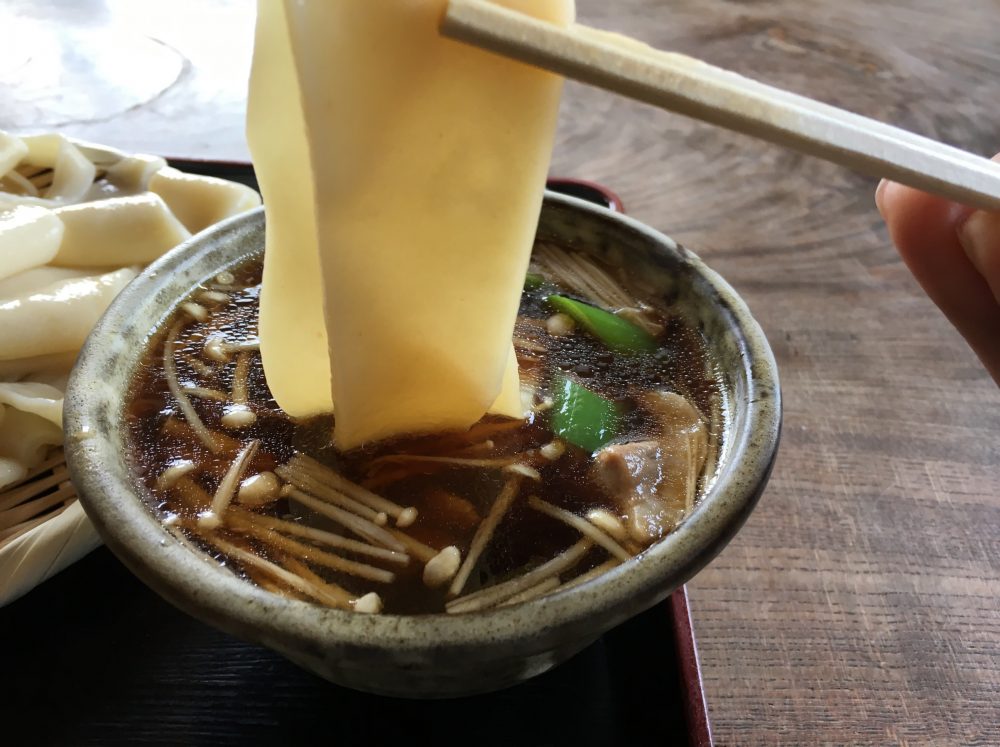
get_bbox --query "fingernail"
[958,210,996,257]
[957,210,1000,293]
[874,179,889,218]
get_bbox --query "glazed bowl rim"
[64,191,780,653]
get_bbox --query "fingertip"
[872,178,918,221]
[877,152,998,239]
[874,178,888,218]
[875,180,927,234]
[877,181,972,263]
[876,178,1000,384]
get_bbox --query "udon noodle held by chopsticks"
[249,0,575,448]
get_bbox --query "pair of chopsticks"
[442,0,1000,211]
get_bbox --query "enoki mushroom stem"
[275,463,386,524]
[163,320,223,454]
[552,558,621,594]
[527,496,630,561]
[446,539,593,614]
[448,476,521,597]
[499,576,560,607]
[232,516,395,584]
[199,439,260,527]
[201,533,351,609]
[284,486,405,552]
[291,454,416,524]
[388,529,439,564]
[533,243,633,309]
[232,352,251,405]
[227,507,408,566]
[280,555,355,607]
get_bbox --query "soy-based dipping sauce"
[125,243,724,615]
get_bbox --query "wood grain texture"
[1,0,998,743]
[444,0,1000,210]
[551,2,1000,744]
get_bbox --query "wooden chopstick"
[441,0,1000,211]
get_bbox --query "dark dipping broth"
[126,242,724,615]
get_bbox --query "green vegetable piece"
[551,376,619,453]
[546,295,657,354]
[524,272,545,290]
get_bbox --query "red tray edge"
[669,587,714,747]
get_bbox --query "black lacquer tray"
[0,162,712,747]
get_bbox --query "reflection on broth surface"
[126,243,724,615]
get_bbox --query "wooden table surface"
[2,0,998,743]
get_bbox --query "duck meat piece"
[591,391,708,545]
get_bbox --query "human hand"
[875,154,1000,385]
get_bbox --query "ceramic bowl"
[64,192,780,698]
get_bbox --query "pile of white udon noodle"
[0,130,260,606]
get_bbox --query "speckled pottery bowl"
[64,192,780,698]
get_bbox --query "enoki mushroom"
[231,515,396,584]
[527,496,630,561]
[284,486,405,552]
[446,539,594,614]
[201,533,351,609]
[227,507,408,566]
[448,476,521,597]
[275,463,389,525]
[163,320,224,454]
[532,243,634,309]
[290,454,416,526]
[197,439,260,529]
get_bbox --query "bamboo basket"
[0,449,100,606]
[0,134,260,606]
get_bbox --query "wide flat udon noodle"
[0,266,99,301]
[0,347,100,608]
[255,0,573,447]
[247,0,331,417]
[0,353,77,382]
[0,380,64,426]
[0,129,261,395]
[0,131,259,211]
[0,206,64,282]
[0,132,27,176]
[0,268,138,361]
[0,130,265,604]
[0,133,258,496]
[0,381,64,490]
[149,166,262,234]
[51,194,191,267]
